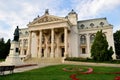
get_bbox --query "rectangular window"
[16,48,19,52]
[82,48,86,54]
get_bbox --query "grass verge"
[0,64,120,80]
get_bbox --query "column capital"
[51,28,54,30]
[64,27,68,29]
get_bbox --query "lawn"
[0,64,120,80]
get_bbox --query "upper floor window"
[80,24,85,29]
[90,23,94,27]
[100,22,104,27]
[80,35,86,44]
[25,31,28,35]
[90,34,95,43]
[23,39,28,46]
[19,32,22,35]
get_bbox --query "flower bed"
[63,67,93,74]
[80,68,93,74]
[63,67,93,80]
[63,67,120,80]
[115,76,120,80]
[70,74,79,80]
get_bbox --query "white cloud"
[113,24,120,32]
[72,0,120,20]
[0,0,120,41]
[0,0,65,41]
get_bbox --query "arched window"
[24,39,28,45]
[90,23,94,27]
[25,31,28,35]
[80,24,85,29]
[19,32,22,35]
[90,34,95,43]
[100,22,104,27]
[80,35,86,44]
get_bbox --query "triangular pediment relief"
[30,15,67,25]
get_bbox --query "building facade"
[19,10,116,61]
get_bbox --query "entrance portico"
[27,13,70,59]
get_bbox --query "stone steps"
[25,57,64,64]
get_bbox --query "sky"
[0,0,120,41]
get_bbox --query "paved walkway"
[14,63,60,73]
[64,61,120,67]
[0,63,60,75]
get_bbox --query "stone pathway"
[0,63,60,75]
[64,61,120,67]
[14,63,58,73]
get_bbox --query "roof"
[77,17,106,23]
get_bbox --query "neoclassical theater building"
[19,10,116,62]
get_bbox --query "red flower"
[115,76,120,80]
[70,74,76,78]
[70,74,79,80]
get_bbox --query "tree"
[0,38,11,59]
[0,38,6,59]
[91,30,113,61]
[4,39,11,58]
[114,30,120,59]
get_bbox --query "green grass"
[0,64,120,80]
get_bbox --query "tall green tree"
[4,39,11,58]
[114,30,120,59]
[0,38,6,59]
[0,38,11,59]
[91,30,113,61]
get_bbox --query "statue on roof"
[13,26,19,42]
[45,9,49,15]
[68,9,76,15]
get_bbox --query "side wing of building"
[77,18,116,59]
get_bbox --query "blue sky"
[0,0,120,41]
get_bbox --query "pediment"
[30,15,67,25]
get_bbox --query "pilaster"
[51,28,54,58]
[64,27,68,57]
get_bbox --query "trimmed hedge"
[65,57,120,64]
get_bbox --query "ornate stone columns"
[27,31,32,56]
[51,28,54,58]
[38,30,42,58]
[44,35,48,57]
[55,33,60,57]
[64,27,68,57]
